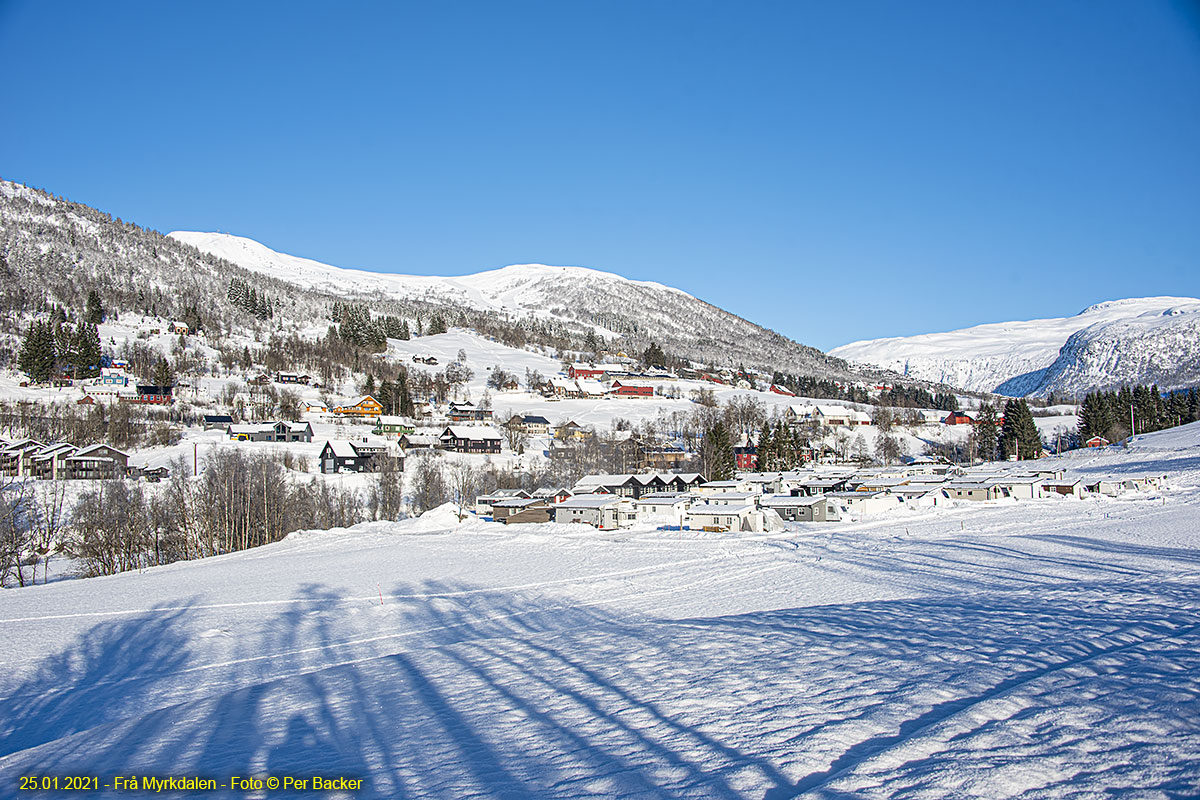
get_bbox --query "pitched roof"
[441,426,502,440]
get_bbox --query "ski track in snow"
[2,429,1200,797]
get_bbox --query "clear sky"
[2,1,1198,351]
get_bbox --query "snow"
[831,296,1200,395]
[168,231,693,321]
[1,442,1198,797]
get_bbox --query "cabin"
[943,411,975,425]
[373,416,416,437]
[227,421,313,443]
[333,396,384,418]
[275,372,312,385]
[759,494,841,522]
[733,434,757,470]
[553,495,635,530]
[474,489,533,516]
[634,492,693,525]
[940,480,1005,502]
[172,321,190,336]
[685,503,763,533]
[400,433,442,451]
[1041,480,1084,499]
[1084,436,1111,448]
[446,402,492,423]
[203,414,235,430]
[439,426,502,454]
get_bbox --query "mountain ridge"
[832,296,1200,396]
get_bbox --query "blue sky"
[2,1,1198,351]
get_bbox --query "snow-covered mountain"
[169,230,845,377]
[831,297,1200,396]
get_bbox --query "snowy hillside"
[169,230,848,377]
[832,297,1200,396]
[2,443,1198,797]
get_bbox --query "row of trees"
[1078,385,1200,443]
[17,316,102,382]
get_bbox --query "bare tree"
[408,452,447,516]
[368,454,405,521]
[446,459,482,522]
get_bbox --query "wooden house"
[439,426,502,454]
[333,395,384,418]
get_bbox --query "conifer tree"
[702,421,736,481]
[1001,399,1042,459]
[85,290,105,324]
[974,404,1000,461]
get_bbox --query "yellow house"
[333,395,384,418]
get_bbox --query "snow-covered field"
[2,427,1198,797]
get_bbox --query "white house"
[553,495,635,530]
[759,494,841,523]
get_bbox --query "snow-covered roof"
[555,494,625,509]
[441,426,502,440]
[324,440,360,458]
[687,503,754,516]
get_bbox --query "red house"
[769,384,795,396]
[569,365,607,379]
[943,411,975,425]
[1084,435,1110,448]
[611,381,654,398]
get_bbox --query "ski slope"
[1,433,1198,797]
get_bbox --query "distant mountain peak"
[832,296,1200,396]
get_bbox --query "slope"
[2,442,1198,798]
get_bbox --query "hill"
[169,230,851,378]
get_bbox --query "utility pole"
[1130,403,1136,438]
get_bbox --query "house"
[518,415,551,435]
[227,421,313,443]
[634,492,693,525]
[552,495,635,530]
[1084,436,1111,448]
[275,372,312,385]
[568,364,623,380]
[610,380,654,398]
[318,440,392,474]
[1042,480,1084,499]
[373,416,416,437]
[249,373,273,386]
[0,439,44,476]
[573,471,705,499]
[304,403,329,414]
[28,443,78,480]
[439,426,502,454]
[696,491,760,508]
[120,384,174,405]
[639,443,688,472]
[448,402,493,423]
[695,479,757,495]
[943,411,975,425]
[400,433,442,451]
[576,379,610,398]
[813,406,854,426]
[684,503,763,532]
[95,371,129,388]
[475,489,533,516]
[492,498,553,524]
[760,494,841,522]
[940,480,1005,502]
[531,486,574,504]
[829,490,904,516]
[203,414,235,430]
[64,444,129,480]
[733,434,757,470]
[333,395,384,418]
[554,421,589,440]
[172,321,190,335]
[769,384,796,397]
